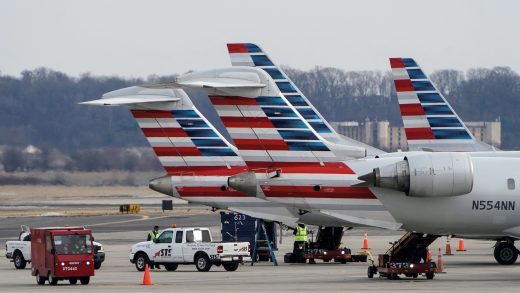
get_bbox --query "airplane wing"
[319,210,402,230]
[227,207,299,227]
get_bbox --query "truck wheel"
[69,278,78,285]
[36,271,47,285]
[494,242,518,265]
[134,253,150,272]
[195,254,212,272]
[223,262,239,272]
[13,251,27,269]
[367,266,374,278]
[94,262,102,270]
[48,273,58,286]
[165,264,178,271]
[425,272,435,280]
[80,277,90,285]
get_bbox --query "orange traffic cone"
[436,248,444,273]
[362,232,370,249]
[426,248,432,262]
[444,238,453,255]
[456,239,466,251]
[142,264,153,285]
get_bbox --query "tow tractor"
[284,226,367,264]
[363,232,438,280]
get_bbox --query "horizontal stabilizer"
[80,95,180,106]
[320,210,402,230]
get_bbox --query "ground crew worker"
[293,223,309,254]
[147,226,161,269]
[147,225,160,242]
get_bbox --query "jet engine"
[359,152,474,197]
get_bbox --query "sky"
[1,0,519,78]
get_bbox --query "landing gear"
[494,241,518,265]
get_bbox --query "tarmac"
[2,213,520,292]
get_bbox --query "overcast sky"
[1,0,519,78]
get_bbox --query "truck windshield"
[53,234,92,255]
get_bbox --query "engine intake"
[359,153,474,197]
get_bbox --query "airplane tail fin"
[81,87,248,195]
[390,58,494,152]
[227,43,383,155]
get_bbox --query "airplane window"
[507,178,515,190]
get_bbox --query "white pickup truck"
[129,227,251,272]
[5,226,106,270]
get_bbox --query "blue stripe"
[185,129,218,138]
[407,69,427,79]
[177,119,208,128]
[199,148,238,156]
[297,108,320,120]
[285,95,309,106]
[432,129,471,140]
[191,139,227,147]
[287,141,329,151]
[427,117,463,128]
[276,82,297,93]
[423,105,453,115]
[417,93,444,103]
[251,55,274,66]
[402,58,418,68]
[172,110,199,118]
[245,43,262,53]
[270,119,308,129]
[263,68,285,80]
[262,107,297,118]
[309,122,332,133]
[412,81,435,91]
[278,130,318,140]
[256,96,286,106]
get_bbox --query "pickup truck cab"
[5,225,105,270]
[130,227,251,272]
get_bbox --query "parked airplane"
[81,86,357,227]
[173,54,520,265]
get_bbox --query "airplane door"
[153,231,174,263]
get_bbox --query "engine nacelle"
[360,152,474,197]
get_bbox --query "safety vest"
[149,231,159,241]
[294,226,308,242]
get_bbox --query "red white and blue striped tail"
[227,43,383,156]
[390,58,493,152]
[82,86,252,198]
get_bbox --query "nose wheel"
[494,242,518,265]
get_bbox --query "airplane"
[171,52,520,265]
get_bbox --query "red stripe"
[261,185,376,199]
[176,186,249,197]
[209,96,258,106]
[142,128,188,137]
[227,43,248,54]
[394,79,414,92]
[131,110,173,118]
[221,116,275,128]
[165,166,248,176]
[389,58,405,69]
[234,139,289,150]
[246,161,355,174]
[399,103,425,116]
[405,128,435,140]
[153,147,201,156]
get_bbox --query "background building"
[331,119,501,151]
